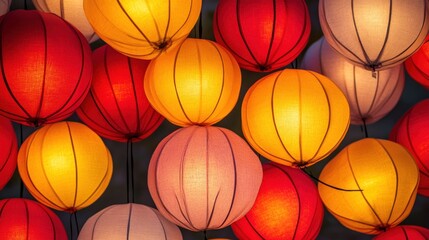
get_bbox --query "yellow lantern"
[318,138,419,234]
[18,121,113,213]
[241,69,350,167]
[144,38,241,127]
[83,0,202,59]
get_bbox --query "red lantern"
[231,163,324,240]
[0,116,17,190]
[77,45,164,142]
[0,10,92,127]
[405,36,429,89]
[374,225,429,240]
[213,0,311,72]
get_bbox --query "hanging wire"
[361,118,369,138]
[126,140,130,203]
[70,212,80,239]
[74,212,80,234]
[198,6,203,39]
[69,213,74,240]
[301,167,362,192]
[126,139,135,203]
[203,230,208,240]
[24,0,28,10]
[130,141,135,203]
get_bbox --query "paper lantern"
[0,116,17,190]
[78,203,182,240]
[148,125,263,231]
[319,0,429,71]
[302,37,405,125]
[405,36,429,89]
[0,10,92,127]
[18,121,113,213]
[231,163,324,240]
[213,0,311,72]
[0,0,10,16]
[374,225,429,240]
[33,0,99,42]
[241,69,350,167]
[0,198,67,239]
[318,138,419,234]
[145,38,241,127]
[77,45,164,142]
[83,0,201,59]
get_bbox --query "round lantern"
[231,163,324,240]
[241,69,350,167]
[83,0,202,59]
[0,0,10,16]
[148,125,263,231]
[0,10,92,127]
[302,37,405,125]
[33,0,99,42]
[374,225,429,240]
[0,116,17,190]
[18,121,113,213]
[78,203,182,240]
[318,138,420,234]
[0,198,67,239]
[319,0,429,71]
[77,45,164,142]
[405,36,429,89]
[145,38,241,127]
[213,0,311,72]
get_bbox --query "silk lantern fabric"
[319,0,429,71]
[213,0,311,72]
[77,45,164,142]
[83,0,202,59]
[231,163,324,240]
[78,203,183,240]
[0,116,16,190]
[302,37,405,125]
[0,0,10,16]
[145,38,241,127]
[373,225,429,240]
[241,69,350,168]
[148,125,263,231]
[0,198,67,239]
[0,10,92,127]
[405,36,429,89]
[18,121,113,213]
[318,138,419,234]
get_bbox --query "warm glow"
[0,116,17,190]
[374,225,429,240]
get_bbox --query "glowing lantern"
[302,37,405,125]
[0,0,10,16]
[148,125,263,231]
[319,0,429,71]
[405,36,429,89]
[0,10,92,127]
[77,45,164,142]
[231,163,324,240]
[83,0,202,59]
[241,69,350,167]
[318,138,419,234]
[374,225,429,240]
[18,121,113,213]
[213,0,311,72]
[78,203,182,240]
[145,38,241,127]
[0,198,67,239]
[0,116,17,190]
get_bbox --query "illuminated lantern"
[0,116,17,190]
[145,38,241,127]
[83,0,201,59]
[77,45,164,142]
[0,198,67,239]
[213,0,311,72]
[241,69,350,167]
[302,37,405,125]
[0,0,10,16]
[374,225,429,240]
[405,36,429,89]
[319,0,429,71]
[148,125,263,231]
[33,0,99,42]
[318,138,419,234]
[78,203,182,240]
[18,121,113,213]
[231,163,324,240]
[0,10,92,127]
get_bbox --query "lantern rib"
[23,200,30,239]
[405,109,429,174]
[162,0,171,43]
[65,122,79,210]
[323,204,378,229]
[165,0,195,43]
[350,0,373,67]
[298,69,303,163]
[370,70,401,121]
[128,58,142,135]
[0,140,13,172]
[33,11,48,122]
[39,202,58,239]
[174,194,198,231]
[389,177,419,226]
[205,127,210,228]
[261,0,277,69]
[126,203,132,240]
[242,216,265,239]
[151,207,168,240]
[206,190,221,229]
[90,205,114,239]
[373,0,393,67]
[59,0,65,18]
[173,44,194,124]
[399,226,408,238]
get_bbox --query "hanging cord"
[130,141,135,203]
[126,139,135,203]
[70,211,80,240]
[126,140,130,203]
[361,118,369,138]
[301,167,362,192]
[198,5,203,39]
[24,0,28,10]
[203,230,208,240]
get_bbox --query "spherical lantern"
[302,37,405,125]
[148,125,263,231]
[318,138,420,234]
[405,36,429,89]
[78,203,182,240]
[0,198,67,239]
[145,38,241,127]
[83,0,202,59]
[0,10,92,127]
[231,163,324,240]
[0,116,17,190]
[213,0,311,72]
[18,121,113,213]
[374,225,429,240]
[0,0,10,16]
[77,45,164,142]
[33,0,99,43]
[319,0,429,71]
[241,69,350,167]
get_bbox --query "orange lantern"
[241,69,350,167]
[0,116,17,190]
[148,125,263,231]
[374,225,429,240]
[318,138,419,234]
